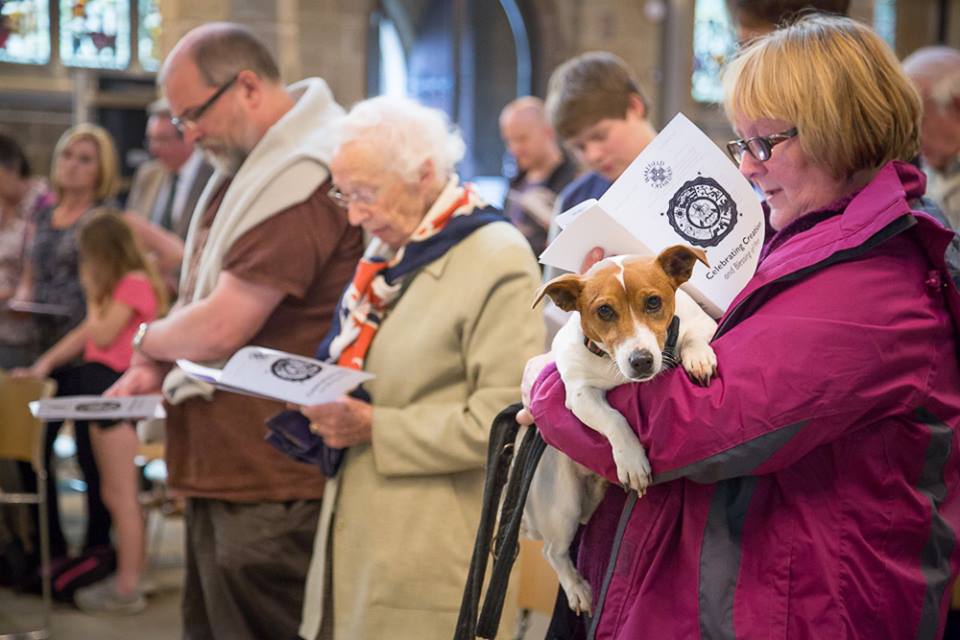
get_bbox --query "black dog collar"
[661,315,681,369]
[583,336,608,358]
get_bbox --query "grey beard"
[202,146,247,177]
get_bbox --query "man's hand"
[105,361,165,397]
[517,352,555,426]
[300,396,374,448]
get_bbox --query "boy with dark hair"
[539,51,658,638]
[544,51,657,274]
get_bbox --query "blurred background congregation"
[0,1,958,639]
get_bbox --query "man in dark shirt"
[499,96,579,256]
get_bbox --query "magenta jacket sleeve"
[529,236,951,485]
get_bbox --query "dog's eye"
[645,296,662,313]
[596,304,616,321]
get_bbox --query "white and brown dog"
[523,245,718,614]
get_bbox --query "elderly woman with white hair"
[291,96,545,639]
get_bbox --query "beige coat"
[300,220,546,640]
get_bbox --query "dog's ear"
[532,274,583,312]
[657,245,709,288]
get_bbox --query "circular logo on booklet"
[271,358,322,382]
[643,160,673,189]
[75,401,122,413]
[666,176,737,248]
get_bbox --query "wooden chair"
[0,371,56,640]
[515,538,560,637]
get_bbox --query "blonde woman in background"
[14,123,120,567]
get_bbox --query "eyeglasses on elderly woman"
[726,127,798,164]
[328,185,379,209]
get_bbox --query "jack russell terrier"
[523,245,718,615]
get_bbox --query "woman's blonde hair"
[77,209,168,315]
[722,14,921,179]
[51,123,120,201]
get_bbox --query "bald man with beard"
[499,97,579,256]
[106,23,363,639]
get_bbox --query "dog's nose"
[628,349,655,377]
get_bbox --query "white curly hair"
[333,96,466,185]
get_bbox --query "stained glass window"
[60,0,130,68]
[137,0,160,71]
[378,16,407,97]
[0,0,51,64]
[692,0,736,103]
[873,0,896,49]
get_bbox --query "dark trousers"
[182,497,321,640]
[23,362,120,557]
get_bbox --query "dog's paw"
[562,575,593,616]
[611,442,652,495]
[681,341,717,386]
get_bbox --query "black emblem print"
[271,358,322,382]
[75,401,122,413]
[666,176,737,248]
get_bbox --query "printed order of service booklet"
[541,113,765,319]
[31,395,165,421]
[177,346,375,406]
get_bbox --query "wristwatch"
[132,322,151,354]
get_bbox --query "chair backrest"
[0,370,57,470]
[517,538,560,615]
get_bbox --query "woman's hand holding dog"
[517,352,555,426]
[301,396,374,448]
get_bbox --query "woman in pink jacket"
[523,15,960,639]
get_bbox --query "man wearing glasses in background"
[106,22,363,640]
[126,99,213,239]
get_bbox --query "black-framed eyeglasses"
[170,74,240,135]
[726,127,798,164]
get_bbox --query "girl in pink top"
[17,210,166,614]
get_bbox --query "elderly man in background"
[499,96,579,256]
[904,46,960,230]
[126,99,212,238]
[107,23,363,639]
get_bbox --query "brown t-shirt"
[165,180,364,501]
